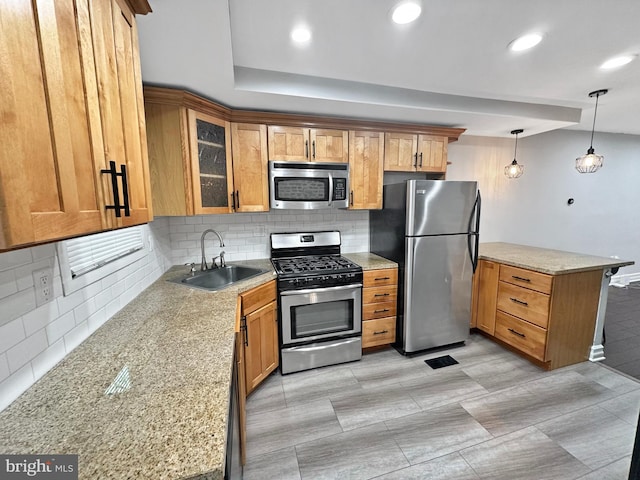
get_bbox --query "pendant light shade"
[504,129,524,179]
[576,89,607,173]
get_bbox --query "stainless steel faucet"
[200,229,225,271]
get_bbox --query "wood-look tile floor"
[604,283,640,380]
[244,333,640,480]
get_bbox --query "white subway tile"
[63,321,89,353]
[0,248,32,273]
[31,339,66,381]
[56,286,87,316]
[7,329,48,373]
[185,216,204,225]
[0,364,34,412]
[22,300,59,336]
[0,289,36,328]
[87,307,107,334]
[105,297,121,320]
[73,298,97,325]
[168,216,187,226]
[0,270,18,300]
[173,224,196,233]
[30,243,56,260]
[45,311,75,345]
[0,354,9,382]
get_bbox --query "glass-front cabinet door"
[188,110,234,214]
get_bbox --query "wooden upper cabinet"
[0,0,151,251]
[188,110,234,214]
[144,89,270,215]
[348,131,385,210]
[384,132,448,173]
[230,123,269,212]
[267,126,348,162]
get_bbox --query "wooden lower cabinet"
[472,260,603,370]
[362,268,398,349]
[240,281,278,396]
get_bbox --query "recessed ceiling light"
[600,55,636,70]
[509,33,543,52]
[291,26,311,44]
[391,2,422,24]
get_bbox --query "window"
[57,225,148,295]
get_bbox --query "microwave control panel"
[333,178,347,201]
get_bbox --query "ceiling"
[136,0,640,138]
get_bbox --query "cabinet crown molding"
[143,86,466,142]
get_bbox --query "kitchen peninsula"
[472,242,634,370]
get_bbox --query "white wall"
[167,209,369,266]
[447,129,640,280]
[0,218,172,412]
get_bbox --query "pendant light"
[576,89,607,173]
[504,129,524,179]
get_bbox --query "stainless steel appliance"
[269,161,349,209]
[370,180,480,354]
[271,231,363,374]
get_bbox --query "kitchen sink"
[170,265,268,291]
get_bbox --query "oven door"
[280,283,362,345]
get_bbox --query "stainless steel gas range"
[270,231,363,374]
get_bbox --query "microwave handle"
[328,173,333,207]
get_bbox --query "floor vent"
[424,355,459,369]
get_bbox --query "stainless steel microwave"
[269,161,349,209]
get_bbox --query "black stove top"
[272,255,361,277]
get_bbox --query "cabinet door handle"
[510,297,529,307]
[374,308,390,313]
[236,190,240,209]
[413,152,418,167]
[241,316,248,347]
[230,191,236,211]
[508,328,526,338]
[101,160,130,217]
[374,293,390,297]
[512,275,531,283]
[350,190,354,206]
[312,140,316,159]
[419,152,423,167]
[305,140,309,158]
[375,277,390,281]
[373,330,389,335]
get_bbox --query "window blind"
[65,227,144,278]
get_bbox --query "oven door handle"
[279,283,363,296]
[328,173,333,207]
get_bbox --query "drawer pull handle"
[374,308,390,313]
[375,277,391,281]
[512,275,531,283]
[510,297,529,307]
[374,293,390,297]
[508,328,526,338]
[373,330,389,335]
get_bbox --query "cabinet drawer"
[499,265,553,294]
[363,285,397,304]
[363,269,398,287]
[497,281,550,329]
[495,311,547,361]
[241,280,277,314]
[363,301,396,320]
[362,317,396,348]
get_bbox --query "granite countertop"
[0,253,395,479]
[0,259,276,480]
[479,242,634,275]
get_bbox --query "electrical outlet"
[33,267,54,307]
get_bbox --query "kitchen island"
[473,242,634,369]
[0,253,396,479]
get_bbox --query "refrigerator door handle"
[467,190,481,273]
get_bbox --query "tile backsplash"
[167,209,370,266]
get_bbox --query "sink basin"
[170,265,268,291]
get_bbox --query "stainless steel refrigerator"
[369,180,480,354]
